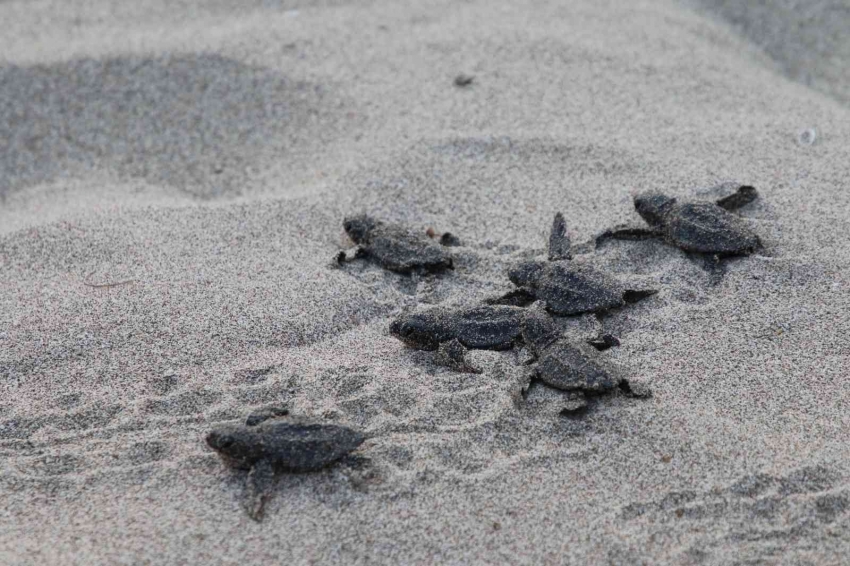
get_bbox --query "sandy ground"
[2,0,850,564]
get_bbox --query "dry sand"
[2,0,850,564]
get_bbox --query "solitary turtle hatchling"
[339,214,454,274]
[207,408,365,521]
[597,185,761,256]
[489,213,656,316]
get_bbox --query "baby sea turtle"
[492,260,657,316]
[206,408,365,521]
[520,306,625,393]
[339,214,454,274]
[390,304,533,373]
[597,185,761,256]
[489,213,656,316]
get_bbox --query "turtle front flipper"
[595,225,661,248]
[587,333,620,351]
[244,459,276,522]
[485,288,537,307]
[436,338,481,373]
[622,289,658,304]
[548,212,572,261]
[335,246,368,266]
[688,253,726,285]
[245,406,289,427]
[716,185,758,211]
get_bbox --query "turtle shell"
[535,340,621,392]
[345,215,453,273]
[451,305,527,350]
[207,417,365,472]
[524,262,626,315]
[664,203,760,255]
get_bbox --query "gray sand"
[2,0,850,564]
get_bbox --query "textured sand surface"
[2,1,850,564]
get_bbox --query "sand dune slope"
[2,0,850,564]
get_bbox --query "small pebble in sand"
[798,128,817,146]
[426,227,461,246]
[454,74,474,87]
[559,392,589,418]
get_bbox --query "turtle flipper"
[485,288,537,307]
[595,225,661,248]
[622,289,658,304]
[335,246,368,266]
[548,212,572,261]
[245,406,289,427]
[587,333,620,351]
[244,459,276,522]
[436,339,480,373]
[716,185,758,211]
[439,232,461,247]
[688,253,725,285]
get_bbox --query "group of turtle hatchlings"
[207,185,762,519]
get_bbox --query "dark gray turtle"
[597,185,761,256]
[491,260,656,316]
[520,308,622,393]
[207,409,366,521]
[489,212,656,316]
[340,214,454,274]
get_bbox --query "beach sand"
[2,0,850,564]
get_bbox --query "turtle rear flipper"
[587,333,620,351]
[687,252,726,285]
[245,406,289,427]
[595,225,661,248]
[716,185,758,211]
[622,289,658,304]
[548,212,572,261]
[485,288,537,307]
[436,338,481,373]
[244,459,276,522]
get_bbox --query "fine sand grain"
[2,0,850,564]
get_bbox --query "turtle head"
[389,310,447,350]
[508,260,546,287]
[634,193,676,227]
[206,424,262,467]
[343,214,379,244]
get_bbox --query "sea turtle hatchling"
[206,408,366,521]
[597,185,761,256]
[489,212,656,316]
[339,214,454,274]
